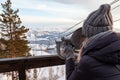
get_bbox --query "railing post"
[18,62,26,80]
[18,69,26,80]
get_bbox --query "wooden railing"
[0,55,65,80]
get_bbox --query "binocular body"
[55,28,85,59]
[55,37,72,59]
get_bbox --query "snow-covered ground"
[0,66,65,80]
[28,48,66,80]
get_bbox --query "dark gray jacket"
[66,31,120,80]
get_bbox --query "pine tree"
[0,0,31,58]
[0,0,31,80]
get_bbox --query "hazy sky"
[0,0,120,29]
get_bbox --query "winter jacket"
[66,31,120,80]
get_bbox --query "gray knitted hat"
[82,4,113,38]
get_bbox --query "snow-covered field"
[0,66,65,80]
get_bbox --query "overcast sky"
[0,0,120,29]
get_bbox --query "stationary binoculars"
[56,28,85,59]
[55,37,73,59]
